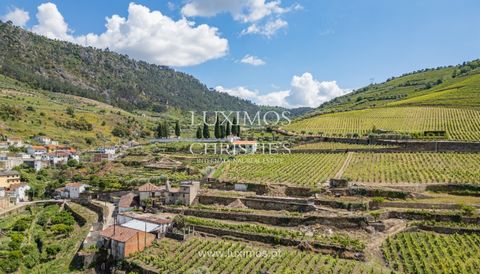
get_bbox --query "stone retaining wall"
[275,129,480,152]
[198,195,316,212]
[160,206,368,228]
[386,211,480,224]
[416,224,480,234]
[191,225,364,260]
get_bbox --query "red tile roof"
[119,193,136,208]
[30,146,47,150]
[232,140,257,145]
[138,183,163,192]
[65,182,83,188]
[99,225,142,242]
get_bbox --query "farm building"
[99,225,156,259]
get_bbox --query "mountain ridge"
[0,21,260,113]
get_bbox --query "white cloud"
[216,73,349,108]
[1,7,30,27]
[240,54,265,66]
[32,2,73,41]
[286,73,348,108]
[216,86,258,100]
[241,18,287,37]
[181,0,300,37]
[29,2,228,67]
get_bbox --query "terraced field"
[283,106,480,141]
[130,237,382,273]
[382,232,480,273]
[215,152,480,187]
[214,153,346,188]
[293,142,394,150]
[343,152,480,184]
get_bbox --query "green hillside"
[0,74,155,148]
[0,21,258,113]
[284,59,480,140]
[310,59,480,115]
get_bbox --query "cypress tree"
[203,123,210,138]
[232,117,238,135]
[214,115,220,139]
[236,125,241,137]
[226,121,231,136]
[220,124,226,138]
[156,124,163,138]
[175,121,181,137]
[163,122,169,138]
[196,126,202,139]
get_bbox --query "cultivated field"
[283,106,480,141]
[343,152,480,184]
[214,153,346,188]
[382,232,480,273]
[215,152,480,187]
[293,142,394,150]
[130,237,382,273]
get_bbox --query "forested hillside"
[0,21,259,113]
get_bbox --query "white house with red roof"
[58,182,88,199]
[231,140,258,154]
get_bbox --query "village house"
[8,183,30,203]
[99,225,156,259]
[138,183,164,201]
[231,140,258,154]
[0,142,8,150]
[27,145,47,156]
[23,159,50,172]
[118,192,137,213]
[0,157,24,171]
[0,170,21,188]
[93,147,116,162]
[58,182,88,199]
[6,137,24,148]
[117,212,173,239]
[164,181,200,206]
[0,187,5,198]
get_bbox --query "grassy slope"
[0,74,156,148]
[284,61,480,140]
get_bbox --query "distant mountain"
[0,21,259,113]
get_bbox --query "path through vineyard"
[334,152,354,179]
[365,219,407,267]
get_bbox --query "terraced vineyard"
[382,232,480,273]
[293,142,394,150]
[214,153,346,188]
[130,237,381,273]
[343,152,480,184]
[183,216,365,251]
[283,106,480,141]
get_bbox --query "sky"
[1,0,479,108]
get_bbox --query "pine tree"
[226,121,231,136]
[196,126,202,139]
[214,115,220,139]
[203,123,210,138]
[175,121,181,137]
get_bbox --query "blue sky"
[1,0,480,108]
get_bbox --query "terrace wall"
[191,225,364,260]
[197,195,316,212]
[160,206,369,228]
